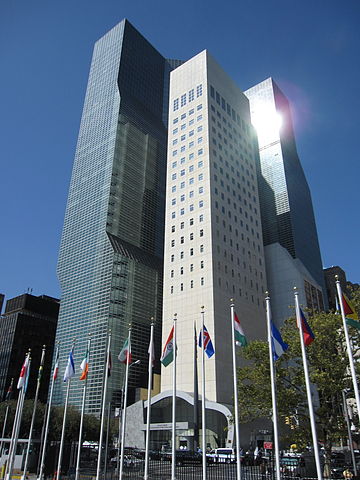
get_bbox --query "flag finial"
[335,274,339,281]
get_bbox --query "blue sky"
[1,0,359,302]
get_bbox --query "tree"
[237,307,360,476]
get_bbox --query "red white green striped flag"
[160,327,175,367]
[118,338,132,365]
[234,312,248,347]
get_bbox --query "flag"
[64,350,75,382]
[161,326,175,367]
[5,378,13,401]
[17,354,30,389]
[299,309,315,346]
[37,364,43,384]
[53,349,59,380]
[118,338,132,365]
[148,336,155,366]
[271,321,288,361]
[80,346,89,380]
[234,312,248,347]
[108,351,112,376]
[342,293,360,330]
[198,325,215,358]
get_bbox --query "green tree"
[237,308,360,475]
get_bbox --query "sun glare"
[252,104,282,145]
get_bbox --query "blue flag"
[271,321,288,361]
[199,325,215,358]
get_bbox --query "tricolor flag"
[160,326,175,367]
[299,309,315,346]
[118,338,132,365]
[64,350,75,382]
[342,293,360,330]
[234,312,248,347]
[53,349,60,380]
[199,325,215,358]
[80,346,89,380]
[271,321,289,361]
[17,354,30,390]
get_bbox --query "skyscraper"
[0,293,58,402]
[161,51,267,406]
[54,19,177,414]
[245,78,326,323]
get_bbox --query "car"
[161,450,210,466]
[207,448,237,464]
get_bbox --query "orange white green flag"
[234,312,248,347]
[160,326,175,367]
[80,345,90,380]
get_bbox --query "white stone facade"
[161,50,267,406]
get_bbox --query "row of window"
[170,277,205,293]
[170,244,204,261]
[170,260,204,276]
[173,108,202,125]
[173,124,203,136]
[173,146,204,157]
[173,85,203,111]
[171,171,204,183]
[209,85,250,135]
[172,159,203,170]
[171,200,204,218]
[170,229,204,246]
[171,188,204,204]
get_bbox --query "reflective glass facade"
[55,20,172,414]
[245,78,327,319]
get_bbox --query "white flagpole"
[144,320,154,480]
[265,294,281,480]
[6,353,31,480]
[335,277,360,423]
[75,335,91,480]
[230,300,241,480]
[0,403,10,457]
[56,341,76,480]
[201,307,207,480]
[96,330,111,480]
[294,290,322,480]
[22,345,46,480]
[38,342,60,480]
[119,327,131,480]
[171,315,177,480]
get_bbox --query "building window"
[170,270,174,278]
[171,198,176,206]
[200,244,204,253]
[198,173,203,181]
[199,186,204,194]
[172,139,178,146]
[189,177,194,185]
[190,233,194,240]
[190,248,194,256]
[180,266,184,275]
[199,200,204,208]
[180,236,184,244]
[189,191,194,198]
[172,150,178,157]
[190,218,194,226]
[197,84,203,97]
[180,181,185,189]
[200,260,204,269]
[198,148,203,155]
[171,286,174,294]
[180,283,184,291]
[181,134,186,141]
[201,277,204,286]
[198,160,203,168]
[190,280,194,288]
[189,204,194,212]
[189,165,194,172]
[171,225,175,233]
[190,263,194,272]
[181,113,186,120]
[197,104,203,111]
[180,194,185,202]
[200,229,204,237]
[180,222,184,229]
[171,185,176,193]
[189,108,194,115]
[171,239,175,247]
[171,254,174,262]
[180,169,185,176]
[181,94,186,107]
[199,214,204,222]
[180,251,184,259]
[171,212,175,219]
[189,89,194,102]
[173,98,179,111]
[173,117,178,124]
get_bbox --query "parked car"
[162,450,209,466]
[207,448,237,464]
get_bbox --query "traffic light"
[285,416,291,425]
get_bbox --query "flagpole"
[6,352,31,480]
[38,342,60,480]
[265,294,281,480]
[0,378,13,457]
[96,330,111,480]
[335,277,360,423]
[119,326,131,480]
[56,341,76,480]
[75,335,91,480]
[22,345,46,480]
[230,300,241,480]
[144,320,154,480]
[193,323,199,452]
[200,307,207,479]
[171,315,177,480]
[5,377,23,480]
[294,289,322,480]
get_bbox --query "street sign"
[264,441,273,449]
